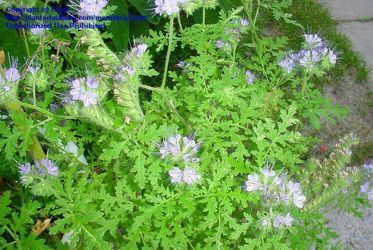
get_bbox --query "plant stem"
[32,81,36,105]
[253,0,260,28]
[22,29,31,57]
[301,75,311,97]
[161,16,175,90]
[16,101,77,120]
[177,15,184,32]
[252,0,260,40]
[140,84,161,92]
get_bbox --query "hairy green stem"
[161,16,175,90]
[253,0,260,28]
[21,30,31,57]
[17,101,77,120]
[140,84,161,92]
[252,0,260,41]
[177,15,184,32]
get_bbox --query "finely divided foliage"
[0,0,368,249]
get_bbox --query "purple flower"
[159,134,182,159]
[168,167,201,185]
[299,50,321,68]
[19,163,31,175]
[328,52,337,64]
[278,57,295,73]
[69,0,108,17]
[246,70,255,84]
[27,66,40,75]
[260,168,276,181]
[35,159,59,176]
[169,167,183,184]
[273,213,294,228]
[261,219,269,227]
[30,27,46,35]
[240,18,250,27]
[154,0,182,16]
[69,77,98,107]
[182,167,201,184]
[3,85,11,92]
[123,66,136,76]
[303,33,322,48]
[116,66,136,81]
[363,159,373,171]
[245,173,261,191]
[79,90,98,107]
[69,79,82,101]
[368,190,373,201]
[176,61,186,68]
[286,181,306,208]
[132,44,147,57]
[360,182,370,193]
[243,167,306,208]
[215,40,225,49]
[159,134,200,163]
[5,58,20,82]
[86,76,99,89]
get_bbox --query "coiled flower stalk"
[113,44,157,122]
[70,0,145,123]
[83,29,121,70]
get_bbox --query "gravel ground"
[325,207,373,249]
[319,73,372,249]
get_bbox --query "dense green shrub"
[0,0,368,248]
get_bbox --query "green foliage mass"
[0,0,368,249]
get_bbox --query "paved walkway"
[317,1,373,249]
[319,0,373,80]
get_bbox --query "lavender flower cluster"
[262,212,294,229]
[360,159,373,201]
[30,27,49,36]
[159,134,202,185]
[169,167,201,184]
[246,70,255,84]
[244,168,306,209]
[69,76,99,107]
[279,33,337,73]
[0,58,21,100]
[244,167,306,230]
[154,0,185,16]
[19,159,59,186]
[154,0,217,16]
[69,0,108,17]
